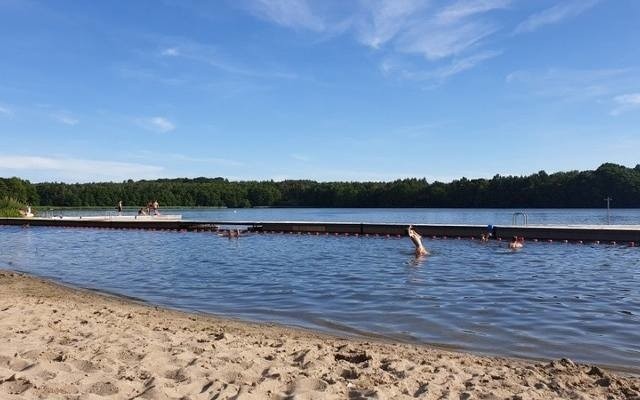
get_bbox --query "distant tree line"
[2,163,640,208]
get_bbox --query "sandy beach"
[0,270,638,399]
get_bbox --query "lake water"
[46,207,640,226]
[2,208,639,371]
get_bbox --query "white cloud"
[51,112,79,126]
[356,0,429,49]
[0,155,164,183]
[431,50,501,79]
[137,116,175,133]
[611,93,640,116]
[160,47,180,56]
[150,38,299,80]
[436,0,511,25]
[240,0,507,80]
[245,0,324,31]
[514,0,599,34]
[397,19,496,60]
[0,105,13,116]
[380,50,500,83]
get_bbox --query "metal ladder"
[512,212,528,226]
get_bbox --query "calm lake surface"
[47,207,640,225]
[2,208,639,371]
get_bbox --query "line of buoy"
[9,224,640,246]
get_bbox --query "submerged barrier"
[1,218,640,244]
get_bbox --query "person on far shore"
[509,236,524,249]
[116,200,123,215]
[152,200,159,215]
[407,225,429,257]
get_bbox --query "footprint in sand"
[348,388,378,400]
[37,370,57,381]
[0,356,33,372]
[20,349,41,361]
[164,368,189,383]
[87,381,119,396]
[291,377,329,393]
[1,375,32,395]
[340,368,360,380]
[70,359,98,373]
[117,349,145,362]
[335,351,371,365]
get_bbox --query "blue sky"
[0,0,639,183]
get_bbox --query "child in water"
[407,225,429,256]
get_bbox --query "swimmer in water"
[480,232,490,242]
[221,229,242,239]
[508,236,524,249]
[407,225,429,256]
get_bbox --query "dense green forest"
[1,163,639,208]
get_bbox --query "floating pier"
[1,217,640,243]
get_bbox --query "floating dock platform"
[1,217,640,243]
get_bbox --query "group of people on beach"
[115,200,160,216]
[406,226,525,257]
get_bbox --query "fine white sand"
[0,270,638,399]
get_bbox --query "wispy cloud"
[240,0,508,81]
[160,47,180,56]
[168,153,244,167]
[156,37,299,80]
[290,153,310,162]
[0,155,164,183]
[137,116,175,133]
[127,150,244,167]
[611,93,640,116]
[431,50,501,79]
[514,0,599,34]
[0,104,13,117]
[436,0,511,25]
[381,49,500,84]
[397,19,497,60]
[506,68,636,102]
[116,65,187,86]
[243,0,324,31]
[51,112,79,126]
[355,0,429,49]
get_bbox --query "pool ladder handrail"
[512,212,528,226]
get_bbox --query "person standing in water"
[407,225,429,256]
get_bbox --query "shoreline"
[1,270,638,399]
[13,269,640,377]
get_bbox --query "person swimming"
[508,236,524,249]
[407,225,429,256]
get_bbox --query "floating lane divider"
[1,218,640,244]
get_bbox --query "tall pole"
[604,196,612,224]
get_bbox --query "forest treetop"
[2,163,639,208]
